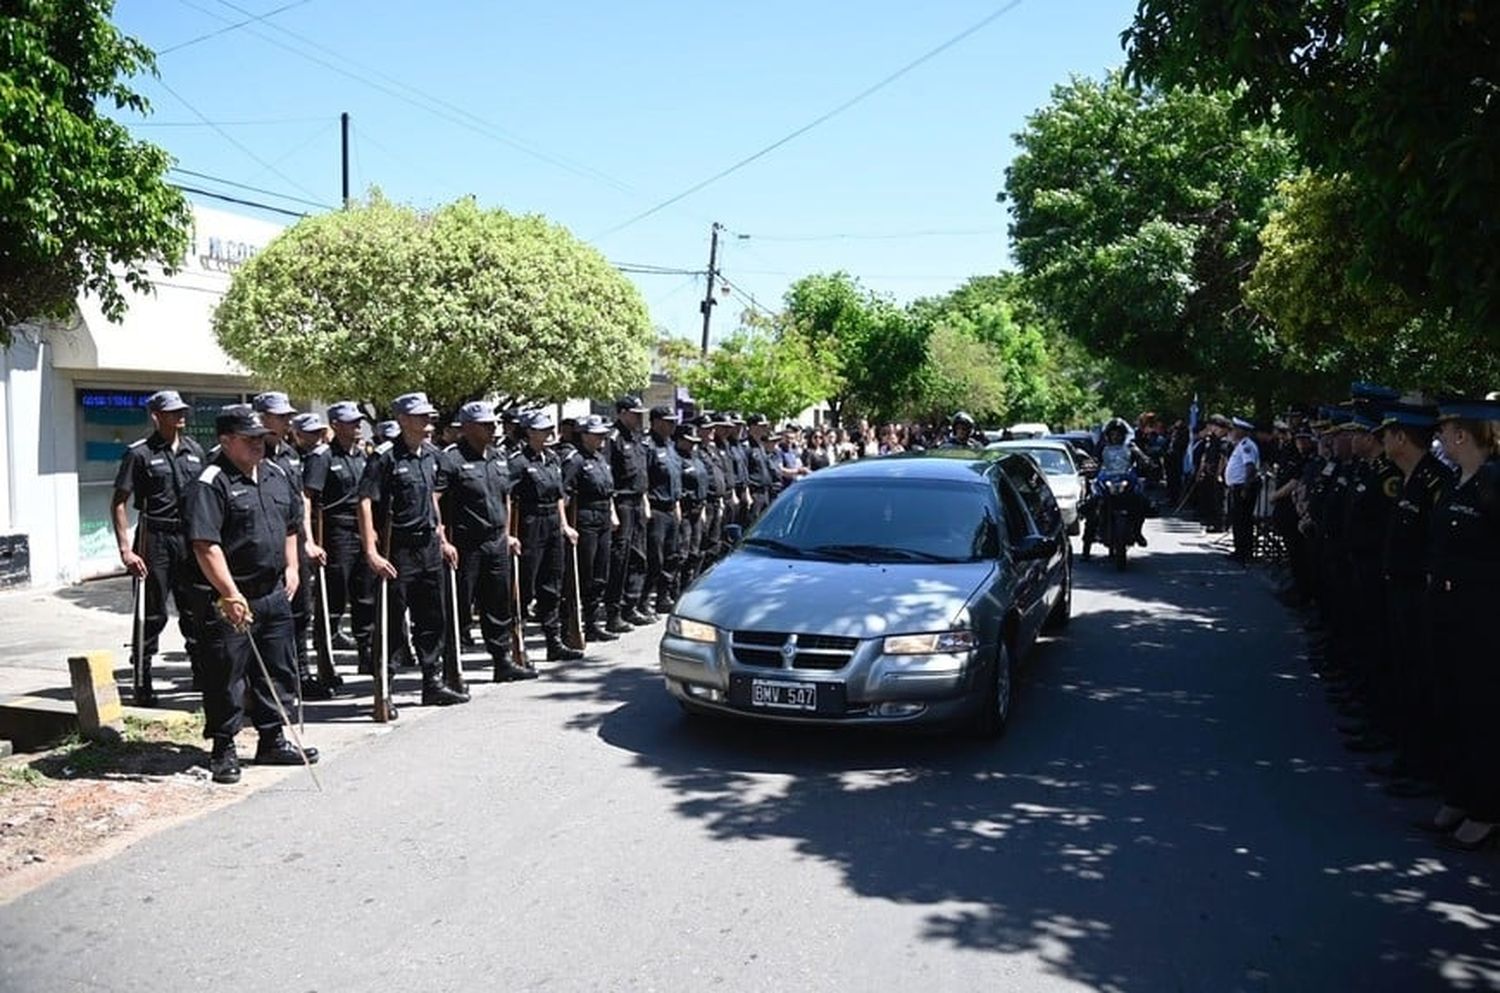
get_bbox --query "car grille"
[730,631,859,671]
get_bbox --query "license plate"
[749,679,818,711]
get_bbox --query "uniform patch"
[199,465,222,484]
[1383,476,1401,499]
[375,441,394,454]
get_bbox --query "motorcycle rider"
[1082,417,1152,558]
[941,412,985,450]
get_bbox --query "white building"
[0,203,285,587]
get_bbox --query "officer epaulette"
[443,443,458,452]
[311,443,329,455]
[199,464,222,484]
[375,441,394,454]
[264,459,288,477]
[128,438,148,449]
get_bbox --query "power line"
[593,0,1027,239]
[158,0,314,54]
[241,118,339,189]
[155,77,331,204]
[191,0,636,195]
[169,167,336,210]
[128,116,329,128]
[172,184,310,218]
[731,226,1007,243]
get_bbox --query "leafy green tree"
[1004,73,1298,415]
[213,195,653,411]
[0,0,191,343]
[1127,0,1500,341]
[677,315,838,422]
[781,272,926,426]
[1247,172,1500,394]
[906,324,1009,426]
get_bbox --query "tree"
[1003,73,1298,415]
[781,272,926,426]
[0,0,191,343]
[213,195,653,411]
[906,324,1009,427]
[1246,172,1500,394]
[1127,0,1500,343]
[676,315,838,422]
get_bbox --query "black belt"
[649,499,677,511]
[144,519,181,533]
[518,506,560,519]
[389,528,435,548]
[749,485,769,494]
[323,512,358,527]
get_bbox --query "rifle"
[507,496,531,668]
[444,561,468,695]
[373,517,396,722]
[561,503,585,650]
[311,510,342,691]
[129,525,147,704]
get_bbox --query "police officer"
[555,416,580,464]
[744,414,775,523]
[1418,398,1500,851]
[642,405,683,617]
[436,401,535,682]
[253,391,330,700]
[697,413,730,567]
[943,411,984,450]
[1196,415,1230,531]
[722,412,750,527]
[359,392,469,708]
[562,415,619,643]
[1223,417,1260,563]
[510,411,584,661]
[673,421,709,600]
[186,405,317,784]
[111,389,206,705]
[302,402,374,672]
[605,396,651,630]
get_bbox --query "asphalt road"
[3,520,1496,992]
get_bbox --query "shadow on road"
[539,545,1500,991]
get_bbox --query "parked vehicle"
[659,451,1070,737]
[985,438,1085,535]
[1007,422,1051,440]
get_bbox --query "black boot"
[209,739,241,784]
[492,654,538,682]
[587,621,618,643]
[606,611,634,634]
[255,730,320,765]
[332,629,358,651]
[546,637,584,662]
[300,675,335,701]
[421,673,469,706]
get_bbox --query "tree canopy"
[1004,72,1298,415]
[675,315,838,422]
[1126,0,1499,344]
[213,195,653,411]
[0,0,191,343]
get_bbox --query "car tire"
[971,638,1014,739]
[1043,551,1073,632]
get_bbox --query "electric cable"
[169,168,336,210]
[158,0,314,54]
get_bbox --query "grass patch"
[0,764,45,791]
[27,712,209,781]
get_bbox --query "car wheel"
[1043,551,1073,632]
[971,639,1014,739]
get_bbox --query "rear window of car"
[1014,447,1073,475]
[1000,456,1062,535]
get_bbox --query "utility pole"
[698,222,722,355]
[340,112,351,208]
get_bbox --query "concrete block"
[0,739,12,758]
[0,696,78,751]
[68,652,124,744]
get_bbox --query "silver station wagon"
[658,451,1071,736]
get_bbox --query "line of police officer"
[114,387,798,781]
[1262,388,1500,852]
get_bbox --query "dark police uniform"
[562,434,616,636]
[360,433,457,699]
[1426,453,1500,826]
[699,422,729,566]
[1342,449,1401,734]
[605,415,650,624]
[436,436,520,672]
[744,428,775,524]
[186,451,301,748]
[510,441,572,651]
[643,424,683,614]
[674,432,710,599]
[303,435,374,667]
[265,436,316,686]
[114,428,206,696]
[725,429,751,527]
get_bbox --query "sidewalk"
[0,577,156,704]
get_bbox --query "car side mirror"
[725,524,744,546]
[1013,534,1057,561]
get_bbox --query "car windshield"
[745,479,997,563]
[1013,447,1073,475]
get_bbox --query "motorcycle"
[1094,470,1137,571]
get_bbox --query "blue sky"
[113,0,1139,344]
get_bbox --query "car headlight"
[882,631,976,655]
[666,615,718,644]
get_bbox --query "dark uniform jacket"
[702,444,729,500]
[302,440,366,526]
[265,439,305,495]
[680,448,708,511]
[1343,457,1402,560]
[563,447,615,527]
[645,432,683,507]
[1428,457,1500,591]
[115,431,206,528]
[186,455,302,597]
[1382,453,1450,584]
[359,437,442,542]
[724,439,749,492]
[509,445,565,516]
[745,440,775,492]
[607,423,649,497]
[435,439,512,544]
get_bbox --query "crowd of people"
[1171,386,1500,853]
[111,390,984,784]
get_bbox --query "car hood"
[1047,474,1082,499]
[676,552,997,638]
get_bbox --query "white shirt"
[1225,437,1260,485]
